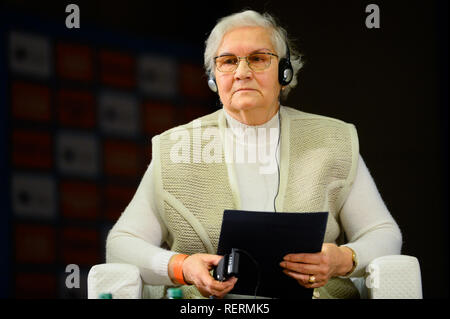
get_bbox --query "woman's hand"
[169,253,238,298]
[279,243,353,288]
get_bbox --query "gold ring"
[308,275,316,283]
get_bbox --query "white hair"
[204,10,304,99]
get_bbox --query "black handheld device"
[213,248,240,281]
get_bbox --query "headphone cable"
[233,248,261,299]
[273,110,281,212]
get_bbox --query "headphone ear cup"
[278,58,293,86]
[207,76,218,93]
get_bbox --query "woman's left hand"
[279,243,353,288]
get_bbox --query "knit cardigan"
[150,106,358,298]
[106,107,401,297]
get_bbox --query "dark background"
[1,0,447,299]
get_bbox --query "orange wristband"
[171,254,189,285]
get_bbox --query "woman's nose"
[234,59,252,80]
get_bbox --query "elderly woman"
[106,10,402,299]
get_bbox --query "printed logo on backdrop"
[9,32,51,78]
[138,55,178,98]
[99,91,140,137]
[12,174,56,220]
[56,132,100,178]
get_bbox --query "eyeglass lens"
[216,53,273,72]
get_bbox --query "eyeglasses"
[214,52,278,73]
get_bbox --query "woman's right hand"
[169,253,238,298]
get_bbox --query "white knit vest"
[149,106,360,299]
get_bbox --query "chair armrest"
[87,255,423,299]
[87,263,142,299]
[365,255,422,299]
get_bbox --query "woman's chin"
[228,100,261,113]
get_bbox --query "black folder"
[216,210,328,299]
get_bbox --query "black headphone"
[207,41,293,93]
[278,43,293,86]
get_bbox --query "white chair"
[87,255,422,299]
[88,263,142,299]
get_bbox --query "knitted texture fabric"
[158,110,235,256]
[149,107,359,299]
[281,107,358,243]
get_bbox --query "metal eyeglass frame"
[214,52,279,72]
